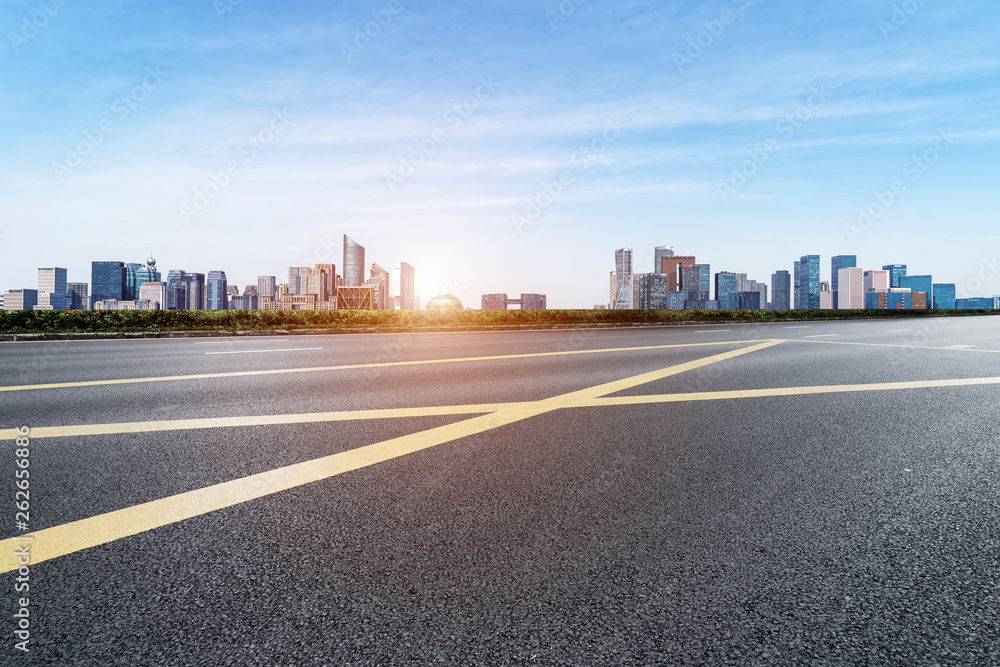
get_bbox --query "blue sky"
[1,0,998,306]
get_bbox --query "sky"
[1,0,998,307]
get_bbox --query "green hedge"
[0,308,994,334]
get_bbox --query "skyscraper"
[66,282,89,309]
[288,267,310,295]
[613,248,633,309]
[654,246,675,273]
[796,255,820,309]
[257,276,277,299]
[343,235,366,287]
[395,262,415,310]
[899,275,932,305]
[661,256,696,293]
[883,264,907,288]
[37,267,67,310]
[864,270,890,293]
[831,255,857,309]
[681,264,711,297]
[205,271,229,310]
[636,274,668,309]
[368,263,391,310]
[138,282,168,309]
[715,272,738,309]
[932,284,956,310]
[135,257,160,285]
[771,270,791,310]
[837,267,865,309]
[92,261,127,303]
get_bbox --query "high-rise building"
[2,289,39,311]
[681,264,710,297]
[883,264,907,288]
[771,270,791,310]
[395,262,415,310]
[205,271,228,310]
[343,235,366,287]
[166,270,205,310]
[313,264,337,301]
[837,267,865,309]
[899,275,932,307]
[166,270,187,310]
[932,284,956,310]
[139,282,168,309]
[91,261,127,303]
[831,255,857,309]
[732,292,761,310]
[288,267,310,295]
[796,256,820,309]
[864,270,890,293]
[67,282,89,309]
[36,267,67,310]
[368,263,392,310]
[715,272,738,309]
[135,258,160,286]
[242,285,259,310]
[667,291,700,310]
[661,256,697,293]
[612,248,633,309]
[257,276,277,299]
[654,246,675,273]
[635,274,668,309]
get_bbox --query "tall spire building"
[343,235,366,287]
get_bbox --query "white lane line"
[888,329,913,332]
[195,339,292,345]
[204,348,323,355]
[693,330,732,333]
[805,334,840,338]
[784,326,811,329]
[943,344,976,350]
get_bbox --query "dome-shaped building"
[425,294,464,311]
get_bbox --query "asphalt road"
[1,316,999,665]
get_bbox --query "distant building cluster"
[481,293,547,310]
[1,235,421,313]
[608,246,998,311]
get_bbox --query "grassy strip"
[0,308,995,334]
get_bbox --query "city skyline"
[1,2,998,308]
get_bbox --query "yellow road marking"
[0,339,761,393]
[8,370,1000,442]
[792,339,1000,353]
[581,375,1000,406]
[0,340,781,573]
[0,404,529,440]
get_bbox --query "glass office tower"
[796,255,820,309]
[343,235,366,287]
[91,261,126,302]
